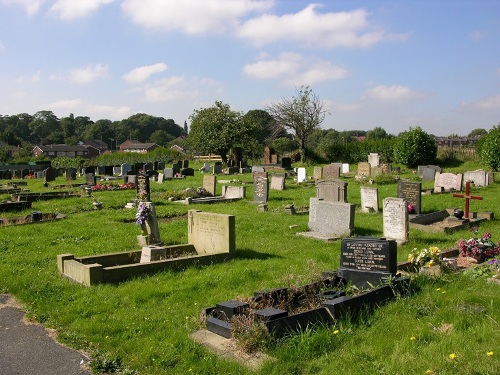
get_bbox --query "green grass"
[1,164,500,374]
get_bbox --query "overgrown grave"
[197,236,410,348]
[0,211,65,226]
[58,209,235,286]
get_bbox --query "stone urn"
[454,209,464,219]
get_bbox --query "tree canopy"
[393,126,437,167]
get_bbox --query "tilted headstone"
[323,164,341,179]
[315,179,348,202]
[187,209,235,255]
[434,172,462,192]
[313,166,323,180]
[222,186,246,199]
[398,181,422,214]
[136,173,151,202]
[383,198,408,244]
[360,186,379,213]
[338,237,398,289]
[368,153,380,167]
[44,167,56,182]
[357,162,371,177]
[464,170,489,187]
[203,175,217,196]
[253,172,269,202]
[270,175,285,190]
[306,198,355,238]
[297,167,307,183]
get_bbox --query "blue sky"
[0,0,499,136]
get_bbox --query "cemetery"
[1,160,500,374]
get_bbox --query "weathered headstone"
[421,167,436,182]
[313,166,323,180]
[253,172,269,202]
[297,167,307,183]
[164,168,174,179]
[157,173,164,184]
[434,172,462,192]
[338,237,398,288]
[187,210,236,255]
[203,175,217,196]
[398,181,422,214]
[464,170,489,187]
[137,202,161,247]
[315,179,348,203]
[44,167,56,182]
[222,186,246,199]
[323,164,341,179]
[270,175,285,191]
[383,198,408,244]
[86,173,96,186]
[136,173,151,202]
[368,153,380,167]
[357,162,371,177]
[360,186,379,213]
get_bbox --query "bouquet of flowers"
[407,203,415,214]
[458,229,500,262]
[408,246,441,270]
[135,202,150,232]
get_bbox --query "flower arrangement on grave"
[92,182,136,191]
[407,202,415,214]
[408,246,442,270]
[457,228,500,262]
[135,202,150,235]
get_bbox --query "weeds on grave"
[231,313,272,353]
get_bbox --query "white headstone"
[434,172,462,192]
[342,163,350,174]
[360,186,379,213]
[383,198,408,244]
[157,173,164,184]
[463,170,489,187]
[297,168,307,183]
[368,153,380,167]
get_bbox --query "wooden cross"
[452,181,483,219]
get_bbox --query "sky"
[0,0,499,137]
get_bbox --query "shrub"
[480,127,500,171]
[393,127,437,168]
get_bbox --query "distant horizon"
[1,1,499,137]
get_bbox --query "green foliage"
[468,128,488,137]
[480,127,500,171]
[51,156,85,169]
[365,126,392,140]
[319,138,396,163]
[393,126,437,167]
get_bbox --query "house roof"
[123,143,158,150]
[34,144,90,152]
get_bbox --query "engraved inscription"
[341,241,390,272]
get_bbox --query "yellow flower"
[408,254,415,262]
[449,353,457,360]
[430,246,440,254]
[426,370,433,374]
[487,351,493,356]
[410,336,416,341]
[333,329,339,335]
[435,288,441,291]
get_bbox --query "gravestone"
[360,186,379,213]
[383,198,408,244]
[44,167,56,182]
[322,164,341,179]
[297,168,307,183]
[357,162,371,177]
[271,154,278,164]
[213,163,223,174]
[124,174,137,184]
[182,160,189,168]
[464,170,489,187]
[104,166,114,176]
[222,186,246,199]
[203,175,217,196]
[137,202,162,247]
[368,153,380,167]
[281,157,292,169]
[263,147,275,164]
[36,171,45,179]
[338,237,398,289]
[85,173,96,186]
[226,166,239,174]
[315,179,348,203]
[181,168,194,176]
[157,173,164,184]
[202,163,211,173]
[253,172,269,203]
[398,181,422,215]
[298,198,355,240]
[251,166,265,174]
[164,168,174,179]
[342,163,350,174]
[187,210,236,255]
[172,163,181,175]
[270,175,285,191]
[113,167,121,175]
[434,172,462,192]
[313,166,323,180]
[136,173,151,202]
[121,163,132,176]
[421,167,436,182]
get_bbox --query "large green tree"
[188,101,242,165]
[480,126,500,171]
[266,86,328,162]
[393,126,437,167]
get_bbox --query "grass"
[1,163,500,374]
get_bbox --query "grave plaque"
[357,162,371,177]
[360,186,379,213]
[136,173,151,202]
[338,237,397,288]
[315,179,347,202]
[323,164,341,179]
[398,181,422,214]
[253,172,269,202]
[203,175,217,196]
[383,198,408,244]
[297,167,307,183]
[270,175,285,191]
[313,166,323,180]
[434,172,462,192]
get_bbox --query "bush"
[480,127,500,171]
[393,127,437,168]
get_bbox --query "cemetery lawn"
[1,164,499,375]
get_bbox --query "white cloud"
[0,0,44,15]
[48,98,131,120]
[122,63,168,84]
[237,4,405,48]
[67,64,108,84]
[364,84,425,102]
[325,100,362,113]
[49,98,83,110]
[49,0,114,20]
[243,52,348,86]
[121,0,273,34]
[137,75,221,102]
[16,71,41,83]
[461,94,500,110]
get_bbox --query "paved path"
[0,294,92,375]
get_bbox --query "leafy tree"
[29,110,60,143]
[480,127,500,171]
[149,130,174,147]
[366,127,391,140]
[272,136,296,155]
[266,86,328,162]
[468,128,487,138]
[393,126,437,167]
[188,101,242,165]
[183,121,188,135]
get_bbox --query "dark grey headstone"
[281,157,292,169]
[253,172,269,202]
[43,167,56,182]
[398,181,422,214]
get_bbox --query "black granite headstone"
[397,181,422,214]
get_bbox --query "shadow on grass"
[352,227,382,236]
[235,248,283,260]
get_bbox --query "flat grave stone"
[360,186,378,213]
[383,198,408,244]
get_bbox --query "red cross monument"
[452,181,483,219]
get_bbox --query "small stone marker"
[253,172,269,202]
[360,186,379,213]
[338,237,397,289]
[203,175,217,196]
[315,179,348,202]
[383,198,408,244]
[297,167,306,183]
[452,181,483,219]
[270,175,285,190]
[397,181,422,214]
[434,172,462,192]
